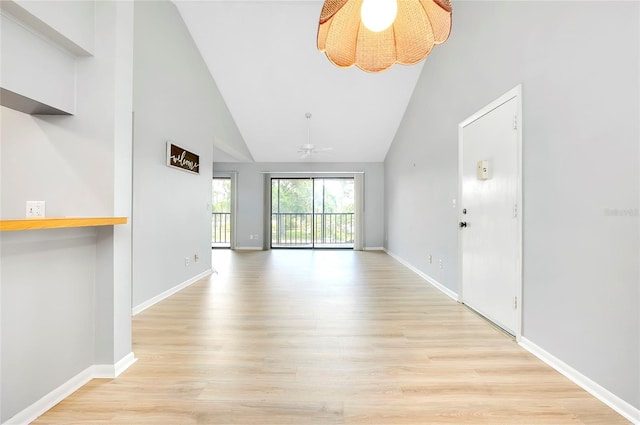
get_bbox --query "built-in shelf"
[0,217,127,231]
[0,87,72,115]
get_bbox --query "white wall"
[132,1,244,308]
[0,1,133,421]
[0,13,76,114]
[213,162,385,249]
[2,0,95,55]
[385,0,639,412]
[1,229,97,422]
[0,1,95,114]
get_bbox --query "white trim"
[211,173,237,250]
[132,269,212,316]
[234,246,263,251]
[2,367,93,425]
[260,171,365,175]
[263,173,272,250]
[92,352,137,379]
[384,249,458,301]
[230,172,238,250]
[364,246,384,251]
[92,364,115,378]
[114,352,137,377]
[1,352,138,425]
[514,86,524,341]
[457,84,524,341]
[520,338,640,424]
[353,173,365,251]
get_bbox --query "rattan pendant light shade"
[317,0,452,73]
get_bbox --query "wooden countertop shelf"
[0,217,128,231]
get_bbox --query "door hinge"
[514,296,518,309]
[513,115,518,130]
[513,203,518,218]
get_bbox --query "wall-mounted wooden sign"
[166,142,199,174]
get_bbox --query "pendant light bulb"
[360,0,398,32]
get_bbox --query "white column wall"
[0,1,134,421]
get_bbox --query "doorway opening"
[212,177,231,248]
[271,177,354,248]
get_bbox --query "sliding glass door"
[271,178,354,248]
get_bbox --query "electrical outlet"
[428,254,433,264]
[439,259,444,269]
[194,254,199,262]
[185,257,190,267]
[26,201,46,218]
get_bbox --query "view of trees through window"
[272,178,354,248]
[212,178,231,247]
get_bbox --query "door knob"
[459,222,467,228]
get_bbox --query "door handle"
[459,222,467,228]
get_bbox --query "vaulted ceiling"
[174,0,425,163]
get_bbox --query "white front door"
[459,86,522,336]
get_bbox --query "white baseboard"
[383,249,458,301]
[2,352,137,425]
[520,338,640,424]
[3,367,93,425]
[92,363,115,379]
[93,352,137,379]
[113,352,137,377]
[364,246,384,251]
[234,246,263,251]
[132,269,212,316]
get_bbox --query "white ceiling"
[174,1,424,163]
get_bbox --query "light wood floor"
[35,250,628,424]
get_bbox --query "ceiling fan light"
[317,0,452,73]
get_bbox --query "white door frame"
[457,84,523,340]
[212,172,237,249]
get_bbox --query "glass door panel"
[271,177,354,249]
[314,179,355,248]
[212,178,231,248]
[271,178,313,248]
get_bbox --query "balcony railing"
[271,212,354,248]
[212,212,231,246]
[212,212,354,248]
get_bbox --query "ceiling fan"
[298,143,333,159]
[298,113,333,159]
